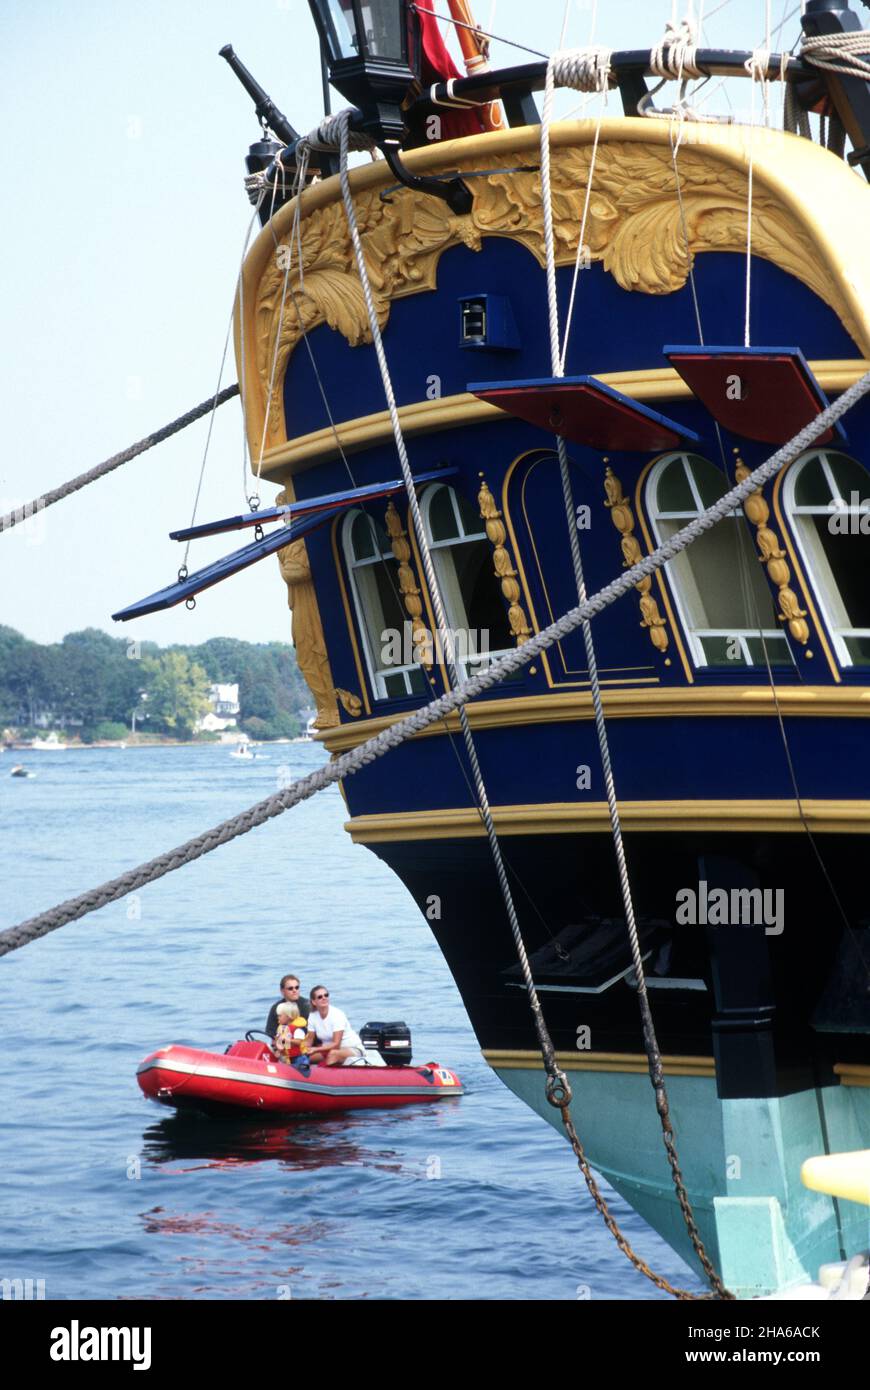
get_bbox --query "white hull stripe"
[137,1057,461,1098]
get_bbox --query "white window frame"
[420,484,514,678]
[783,449,870,667]
[341,509,422,700]
[645,452,788,669]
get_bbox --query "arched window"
[784,450,870,666]
[421,484,514,675]
[646,453,790,669]
[342,509,426,700]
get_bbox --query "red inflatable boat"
[137,1040,463,1117]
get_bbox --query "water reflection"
[141,1110,411,1176]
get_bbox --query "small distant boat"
[230,741,266,760]
[10,765,35,779]
[30,732,65,751]
[137,1041,463,1117]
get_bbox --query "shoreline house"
[196,683,240,735]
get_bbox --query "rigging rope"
[542,53,730,1299]
[410,4,549,61]
[0,386,239,537]
[186,207,263,568]
[3,216,861,1289]
[800,30,870,81]
[6,97,870,1286]
[273,169,571,973]
[332,109,571,1148]
[547,47,612,94]
[743,50,769,347]
[4,375,867,960]
[650,17,703,80]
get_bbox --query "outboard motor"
[360,1021,413,1067]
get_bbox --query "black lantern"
[307,0,473,212]
[308,0,421,143]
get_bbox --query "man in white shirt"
[305,986,365,1066]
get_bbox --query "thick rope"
[650,18,703,80]
[542,54,730,1298]
[2,366,868,962]
[548,47,613,93]
[801,30,870,82]
[0,387,240,536]
[783,80,812,139]
[334,111,566,1106]
[244,116,375,206]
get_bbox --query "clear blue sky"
[0,0,803,647]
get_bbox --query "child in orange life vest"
[273,1003,309,1063]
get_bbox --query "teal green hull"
[493,1066,870,1297]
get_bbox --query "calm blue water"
[0,745,701,1300]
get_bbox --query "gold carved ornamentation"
[335,688,363,718]
[249,138,861,451]
[275,489,339,730]
[604,466,668,652]
[734,455,809,644]
[477,477,531,643]
[384,500,432,666]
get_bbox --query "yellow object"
[801,1151,870,1206]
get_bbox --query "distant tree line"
[0,627,311,741]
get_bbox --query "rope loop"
[650,18,702,81]
[549,46,613,94]
[745,47,771,84]
[801,31,870,82]
[300,113,376,156]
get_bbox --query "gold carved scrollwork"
[335,688,363,718]
[275,489,340,730]
[604,465,669,652]
[384,500,432,667]
[250,141,859,451]
[477,477,531,644]
[734,456,809,643]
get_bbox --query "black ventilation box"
[361,1021,413,1067]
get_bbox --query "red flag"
[417,7,487,139]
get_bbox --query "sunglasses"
[283,984,300,990]
[314,993,329,1001]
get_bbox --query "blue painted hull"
[247,130,870,1292]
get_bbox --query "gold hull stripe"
[319,685,870,753]
[486,1053,863,1083]
[483,1048,716,1077]
[346,800,870,842]
[259,362,869,479]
